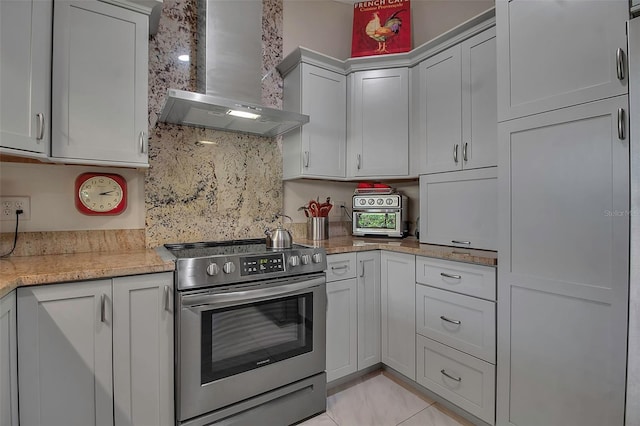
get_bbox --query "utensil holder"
[307,217,329,240]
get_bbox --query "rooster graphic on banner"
[351,0,411,58]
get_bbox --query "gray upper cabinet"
[347,68,409,178]
[50,0,149,167]
[496,0,628,122]
[416,27,497,174]
[282,63,346,180]
[496,96,629,426]
[0,0,52,158]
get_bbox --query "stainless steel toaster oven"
[352,193,408,238]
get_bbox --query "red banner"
[351,0,411,58]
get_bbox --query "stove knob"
[377,198,384,205]
[289,255,300,267]
[223,262,236,274]
[312,252,323,264]
[206,263,220,276]
[301,254,311,265]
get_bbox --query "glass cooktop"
[164,238,309,259]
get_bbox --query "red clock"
[75,173,127,215]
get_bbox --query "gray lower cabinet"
[326,252,381,382]
[497,96,629,426]
[1,291,18,426]
[18,272,173,426]
[326,275,358,382]
[380,251,415,380]
[416,335,495,424]
[356,251,381,370]
[415,256,496,424]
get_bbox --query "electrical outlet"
[333,201,347,216]
[0,196,31,221]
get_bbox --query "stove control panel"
[240,254,285,276]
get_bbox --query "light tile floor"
[299,371,474,426]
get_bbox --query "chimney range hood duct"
[158,0,309,137]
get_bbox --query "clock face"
[75,173,127,215]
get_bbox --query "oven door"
[352,210,402,236]
[176,273,326,423]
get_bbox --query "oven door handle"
[181,276,325,310]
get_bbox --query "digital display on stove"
[240,254,285,276]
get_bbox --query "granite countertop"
[295,236,498,267]
[0,236,497,299]
[0,249,175,298]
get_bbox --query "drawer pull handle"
[440,272,462,280]
[36,113,45,140]
[331,265,349,271]
[441,369,462,382]
[453,144,459,163]
[440,315,461,325]
[451,240,471,245]
[616,47,625,81]
[164,285,171,311]
[100,294,107,323]
[618,108,626,140]
[303,151,310,168]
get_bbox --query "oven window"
[200,293,313,384]
[355,212,397,230]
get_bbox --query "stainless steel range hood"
[158,0,309,137]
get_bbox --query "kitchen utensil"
[265,214,293,249]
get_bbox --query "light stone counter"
[0,249,175,299]
[296,236,498,267]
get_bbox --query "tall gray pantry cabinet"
[495,1,630,425]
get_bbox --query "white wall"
[283,0,353,60]
[0,162,145,233]
[283,0,494,60]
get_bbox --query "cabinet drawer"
[326,253,357,282]
[416,335,495,424]
[416,257,496,300]
[416,284,495,363]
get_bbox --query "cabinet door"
[326,278,358,382]
[302,64,346,178]
[461,27,497,170]
[18,281,113,426]
[380,251,415,380]
[0,0,51,157]
[348,68,409,177]
[419,167,498,251]
[113,273,174,426]
[419,45,463,174]
[356,251,381,370]
[497,96,629,426]
[51,0,149,166]
[496,0,628,121]
[0,292,18,426]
